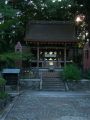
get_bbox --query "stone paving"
[4,90,90,120]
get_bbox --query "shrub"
[0,78,6,92]
[0,92,8,100]
[0,78,6,86]
[63,64,81,82]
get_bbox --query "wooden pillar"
[64,46,66,67]
[37,43,39,67]
[57,51,59,67]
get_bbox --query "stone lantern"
[15,41,22,68]
[15,41,22,53]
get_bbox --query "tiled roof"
[2,69,20,74]
[25,21,76,42]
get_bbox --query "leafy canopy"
[0,1,24,53]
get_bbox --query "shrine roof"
[25,21,77,42]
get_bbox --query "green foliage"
[0,52,33,68]
[22,52,33,61]
[0,92,8,100]
[63,64,81,81]
[14,0,77,21]
[0,77,6,86]
[0,2,23,53]
[0,52,20,68]
[0,52,32,61]
[0,2,17,17]
[0,52,22,61]
[0,0,87,54]
[0,71,8,100]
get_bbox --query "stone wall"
[67,80,90,91]
[20,79,40,90]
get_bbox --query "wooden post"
[17,74,20,93]
[40,72,42,90]
[57,51,58,67]
[64,47,66,67]
[37,43,39,67]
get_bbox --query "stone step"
[42,77,65,91]
[43,79,63,83]
[42,70,65,91]
[43,86,65,89]
[42,72,60,78]
[43,82,64,85]
[43,78,60,79]
[43,81,63,83]
[43,83,65,86]
[43,87,65,91]
[42,87,65,91]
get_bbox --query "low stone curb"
[0,91,23,120]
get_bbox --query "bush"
[0,92,8,100]
[0,77,6,86]
[0,77,6,92]
[63,64,81,82]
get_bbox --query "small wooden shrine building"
[2,68,20,86]
[24,21,79,68]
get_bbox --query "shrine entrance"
[30,42,77,68]
[39,49,64,68]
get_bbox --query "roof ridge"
[29,20,73,24]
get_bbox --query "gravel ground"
[4,90,90,120]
